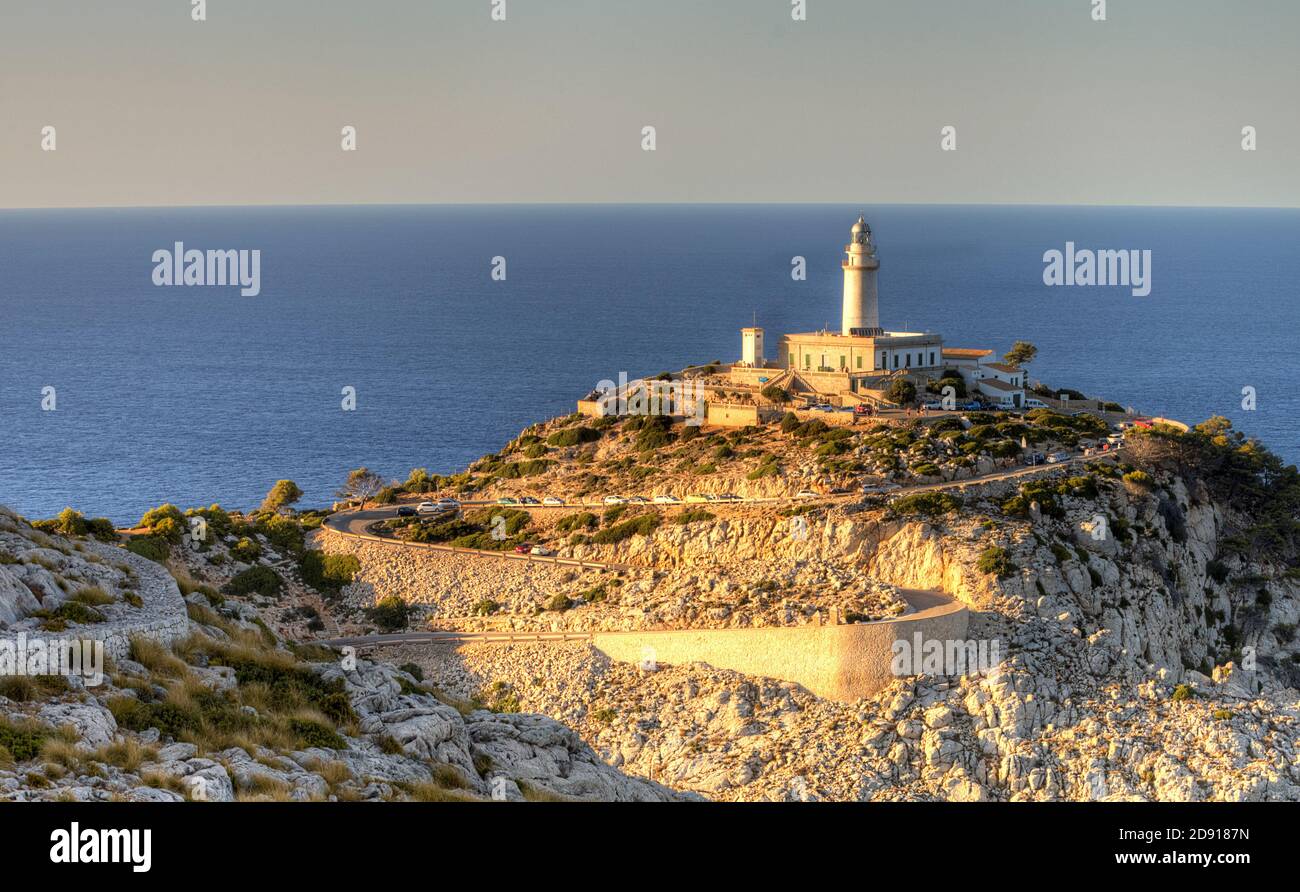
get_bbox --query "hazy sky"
[2,0,1296,208]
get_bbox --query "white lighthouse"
[841,214,881,336]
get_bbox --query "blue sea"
[1,204,1297,525]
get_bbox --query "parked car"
[921,401,944,411]
[603,495,627,505]
[852,404,873,417]
[435,498,460,509]
[1024,398,1048,409]
[626,496,649,504]
[542,497,566,506]
[514,543,534,554]
[1046,452,1071,464]
[1026,452,1046,466]
[652,494,681,504]
[715,493,741,502]
[795,490,819,499]
[496,497,519,506]
[416,502,441,515]
[396,506,417,517]
[519,496,540,505]
[529,545,553,556]
[685,494,712,503]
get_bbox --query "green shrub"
[38,601,106,626]
[254,514,305,554]
[555,512,597,534]
[591,515,660,545]
[125,536,171,563]
[299,551,360,594]
[367,596,409,632]
[223,565,283,598]
[289,718,347,750]
[674,510,715,525]
[889,491,961,517]
[545,594,573,612]
[230,537,262,563]
[139,504,187,542]
[976,546,1015,578]
[0,717,55,762]
[547,426,601,447]
[1123,470,1154,489]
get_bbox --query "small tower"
[842,214,881,336]
[741,326,765,367]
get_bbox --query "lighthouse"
[841,214,881,336]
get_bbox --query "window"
[892,354,898,369]
[855,356,862,369]
[839,355,846,369]
[789,352,795,367]
[905,355,911,368]
[929,352,935,366]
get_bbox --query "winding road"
[314,449,1120,651]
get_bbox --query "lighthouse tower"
[841,214,881,336]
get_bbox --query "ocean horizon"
[3,203,1297,524]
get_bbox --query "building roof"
[978,378,1021,392]
[942,348,994,358]
[781,331,940,347]
[985,362,1021,374]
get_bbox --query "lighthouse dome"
[851,215,868,235]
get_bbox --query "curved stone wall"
[591,595,969,702]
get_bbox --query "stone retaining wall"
[1,542,190,662]
[592,601,969,702]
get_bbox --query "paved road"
[316,587,965,651]
[322,508,636,571]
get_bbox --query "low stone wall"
[591,598,970,702]
[705,403,760,427]
[1,543,190,662]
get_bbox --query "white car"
[685,493,712,504]
[435,498,459,509]
[529,545,553,556]
[626,496,649,504]
[603,495,626,505]
[542,497,566,506]
[1024,398,1048,409]
[1046,452,1071,464]
[652,494,681,504]
[795,490,819,499]
[415,502,441,515]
